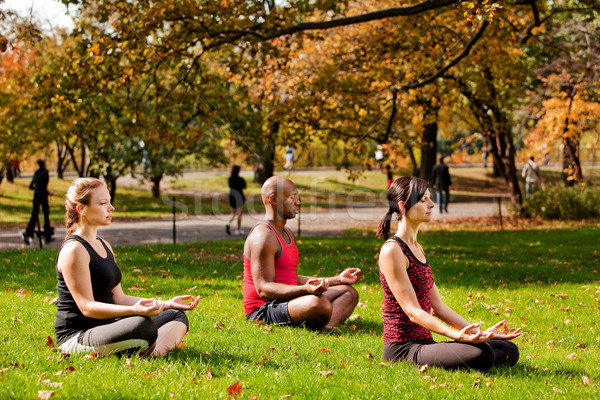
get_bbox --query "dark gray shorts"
[246,299,293,326]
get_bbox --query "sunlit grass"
[1,228,599,398]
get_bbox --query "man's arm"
[297,267,361,287]
[249,226,326,300]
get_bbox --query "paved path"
[0,202,506,251]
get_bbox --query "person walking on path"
[385,164,393,189]
[226,165,247,236]
[377,176,521,370]
[284,146,295,170]
[243,176,361,330]
[522,155,542,198]
[431,156,452,213]
[22,158,54,244]
[54,177,199,357]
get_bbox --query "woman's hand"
[163,295,199,311]
[132,298,165,317]
[454,323,493,343]
[485,320,522,340]
[338,268,361,284]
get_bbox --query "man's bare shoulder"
[244,224,279,256]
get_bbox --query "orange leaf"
[226,381,243,398]
[85,352,98,360]
[318,348,330,354]
[178,342,185,348]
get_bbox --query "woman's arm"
[429,284,471,329]
[379,243,491,343]
[59,242,164,319]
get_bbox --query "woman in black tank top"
[54,178,199,357]
[377,176,521,371]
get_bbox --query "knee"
[478,344,496,371]
[304,296,332,329]
[131,316,159,344]
[345,285,359,307]
[500,341,520,366]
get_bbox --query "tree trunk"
[104,167,118,201]
[254,121,278,184]
[457,73,522,205]
[404,142,418,176]
[55,140,70,179]
[151,173,163,198]
[563,138,581,186]
[420,123,438,182]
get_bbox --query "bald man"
[242,176,361,330]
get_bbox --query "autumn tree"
[524,14,600,185]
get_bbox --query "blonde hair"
[64,178,106,239]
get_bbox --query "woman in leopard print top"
[377,176,521,371]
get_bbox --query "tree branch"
[398,20,489,91]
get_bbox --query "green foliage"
[1,229,600,398]
[522,185,600,220]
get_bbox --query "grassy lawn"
[1,227,599,399]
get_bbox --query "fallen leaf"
[124,359,132,369]
[565,353,577,359]
[214,321,225,330]
[348,314,361,321]
[472,377,481,387]
[54,366,75,376]
[366,353,374,359]
[553,293,568,299]
[41,380,63,389]
[11,317,23,323]
[178,342,185,348]
[206,368,213,380]
[318,370,334,378]
[46,336,55,348]
[226,381,243,398]
[318,348,330,354]
[423,375,438,382]
[583,376,592,386]
[84,353,98,360]
[418,364,429,374]
[553,387,564,393]
[37,391,55,400]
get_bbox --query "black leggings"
[384,338,519,371]
[59,310,188,356]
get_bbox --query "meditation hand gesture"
[305,278,329,295]
[455,323,493,344]
[338,268,361,284]
[162,295,199,311]
[485,320,522,340]
[133,298,165,317]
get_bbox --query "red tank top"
[243,221,299,315]
[379,236,434,344]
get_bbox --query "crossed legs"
[288,284,359,330]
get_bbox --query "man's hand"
[485,320,522,340]
[304,278,329,295]
[337,268,361,285]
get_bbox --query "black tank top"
[54,235,122,344]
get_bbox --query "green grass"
[1,227,599,399]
